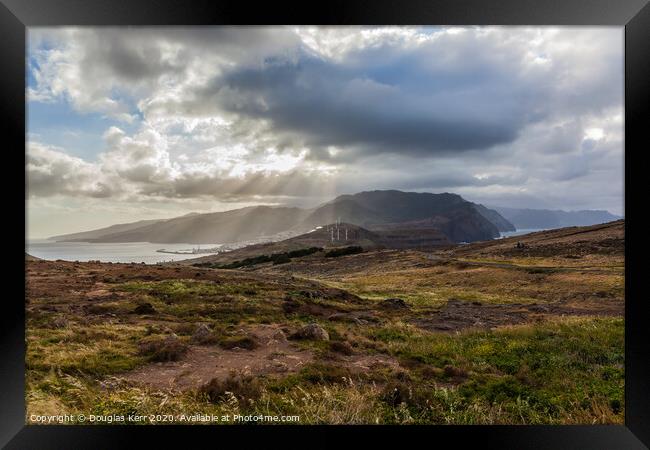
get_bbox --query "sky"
[26,26,624,239]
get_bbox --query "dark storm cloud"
[195,53,529,159]
[62,27,301,83]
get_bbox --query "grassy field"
[25,222,624,425]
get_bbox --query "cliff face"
[473,204,516,232]
[493,207,621,230]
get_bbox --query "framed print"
[2,0,649,447]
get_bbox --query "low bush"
[219,335,260,350]
[329,341,354,355]
[199,373,262,404]
[137,336,188,362]
[298,363,356,385]
[220,247,323,269]
[325,246,363,258]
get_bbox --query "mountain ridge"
[47,190,543,245]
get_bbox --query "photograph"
[24,25,626,426]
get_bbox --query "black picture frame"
[3,1,649,447]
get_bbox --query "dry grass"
[25,231,625,425]
[318,263,623,309]
[199,372,263,404]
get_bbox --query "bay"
[26,240,222,264]
[498,228,546,239]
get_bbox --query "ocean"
[26,240,222,264]
[26,228,548,264]
[498,229,546,239]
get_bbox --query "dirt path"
[119,323,402,392]
[121,325,314,391]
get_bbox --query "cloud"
[202,55,524,159]
[28,27,302,122]
[26,142,117,198]
[26,26,624,219]
[26,125,332,204]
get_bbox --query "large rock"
[191,323,213,344]
[291,323,330,341]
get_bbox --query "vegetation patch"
[199,372,263,404]
[200,247,324,269]
[218,335,260,351]
[137,336,189,362]
[26,323,146,377]
[329,341,354,355]
[325,246,364,258]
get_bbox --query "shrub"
[380,381,433,408]
[287,247,322,258]
[219,335,260,350]
[172,322,197,336]
[199,373,262,404]
[220,247,323,269]
[299,363,355,384]
[443,365,468,379]
[329,341,354,355]
[381,381,413,407]
[272,254,291,265]
[325,246,363,258]
[138,336,188,362]
[85,304,115,315]
[133,302,157,315]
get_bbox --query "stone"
[191,323,212,344]
[291,323,329,341]
[271,329,288,343]
[271,360,289,372]
[327,313,363,325]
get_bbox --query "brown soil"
[120,324,401,391]
[121,324,313,391]
[25,259,358,318]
